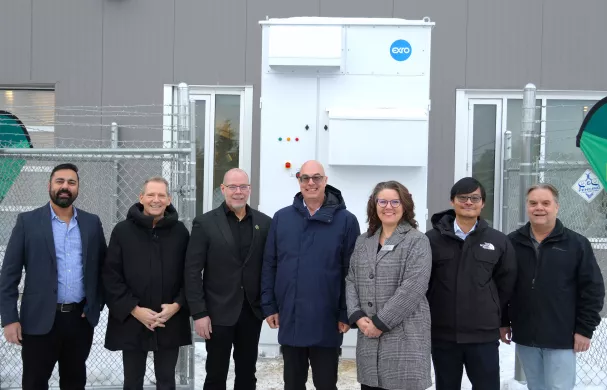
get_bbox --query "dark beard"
[50,189,76,208]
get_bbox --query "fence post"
[502,130,512,232]
[177,82,190,223]
[188,96,197,228]
[176,82,192,386]
[111,122,120,223]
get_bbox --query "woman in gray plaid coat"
[345,181,433,390]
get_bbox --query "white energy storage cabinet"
[257,16,434,358]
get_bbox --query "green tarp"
[576,97,607,190]
[0,111,33,203]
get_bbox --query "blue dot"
[390,40,412,62]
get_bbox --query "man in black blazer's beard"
[184,168,272,390]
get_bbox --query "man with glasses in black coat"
[184,168,272,390]
[425,177,517,390]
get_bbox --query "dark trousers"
[122,348,180,390]
[431,339,500,390]
[203,302,263,390]
[281,345,340,390]
[361,385,386,390]
[21,307,94,390]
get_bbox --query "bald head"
[300,160,325,176]
[221,168,250,211]
[298,160,328,205]
[223,168,249,184]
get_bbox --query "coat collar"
[365,222,412,266]
[213,204,260,264]
[42,202,57,267]
[512,218,565,245]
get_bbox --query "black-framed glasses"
[298,175,325,184]
[455,195,482,203]
[377,199,401,208]
[224,184,250,192]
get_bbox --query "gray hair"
[141,176,170,196]
[526,183,559,203]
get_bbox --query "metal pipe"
[514,83,537,384]
[518,83,537,228]
[0,148,191,155]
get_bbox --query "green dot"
[278,137,282,141]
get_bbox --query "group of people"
[0,160,605,390]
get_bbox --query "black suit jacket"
[0,203,107,335]
[184,204,272,326]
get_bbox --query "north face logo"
[480,242,495,250]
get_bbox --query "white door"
[189,89,252,214]
[466,99,504,229]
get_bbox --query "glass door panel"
[211,94,242,209]
[191,96,211,215]
[469,100,502,228]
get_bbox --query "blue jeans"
[516,344,577,390]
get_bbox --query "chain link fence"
[0,94,197,388]
[502,90,607,387]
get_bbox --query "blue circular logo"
[390,39,412,61]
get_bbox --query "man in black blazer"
[184,168,272,390]
[0,163,107,390]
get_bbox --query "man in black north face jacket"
[426,177,517,390]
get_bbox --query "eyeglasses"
[224,184,250,192]
[455,195,482,203]
[377,199,401,208]
[298,175,325,184]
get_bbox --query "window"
[163,85,253,214]
[0,88,55,147]
[456,90,607,246]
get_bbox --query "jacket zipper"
[529,236,556,345]
[514,231,561,347]
[454,235,468,343]
[531,245,541,345]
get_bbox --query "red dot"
[295,137,299,141]
[285,162,291,168]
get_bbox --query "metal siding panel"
[245,0,321,208]
[0,0,31,82]
[541,0,607,90]
[466,0,542,89]
[102,0,174,142]
[320,0,393,17]
[31,0,103,141]
[393,1,468,218]
[174,0,247,85]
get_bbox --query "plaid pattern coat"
[345,222,432,390]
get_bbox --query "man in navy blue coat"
[261,160,360,390]
[0,163,107,390]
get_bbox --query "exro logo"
[390,39,412,61]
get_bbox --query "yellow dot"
[287,137,291,141]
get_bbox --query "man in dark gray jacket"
[504,183,605,389]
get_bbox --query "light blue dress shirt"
[303,199,321,215]
[454,219,478,240]
[50,203,85,304]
